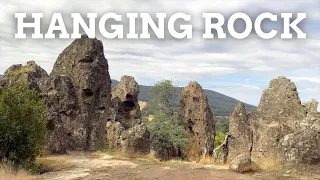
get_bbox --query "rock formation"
[228,103,253,162]
[278,112,320,165]
[249,76,307,163]
[47,35,112,153]
[303,99,319,113]
[0,61,48,92]
[229,154,252,173]
[107,76,150,154]
[179,81,215,160]
[1,35,112,153]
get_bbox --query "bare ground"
[37,152,320,180]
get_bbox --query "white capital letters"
[203,13,226,39]
[168,13,192,39]
[15,13,43,39]
[45,13,69,39]
[99,13,123,39]
[140,13,166,39]
[281,13,306,39]
[71,13,97,38]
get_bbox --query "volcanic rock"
[47,35,111,152]
[0,61,48,92]
[229,154,252,173]
[303,99,319,114]
[250,76,307,163]
[228,103,253,162]
[278,112,320,165]
[179,81,215,160]
[107,76,150,154]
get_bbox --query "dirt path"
[39,153,320,180]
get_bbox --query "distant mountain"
[112,79,257,116]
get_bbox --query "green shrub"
[0,84,48,169]
[215,132,226,147]
[144,80,187,159]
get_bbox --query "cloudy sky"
[0,0,319,107]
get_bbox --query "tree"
[0,84,48,168]
[144,80,187,160]
[147,80,180,116]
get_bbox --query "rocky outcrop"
[278,112,320,165]
[46,35,112,153]
[250,76,307,163]
[107,76,150,154]
[0,61,48,92]
[179,81,215,160]
[229,154,252,173]
[303,99,319,114]
[228,103,253,162]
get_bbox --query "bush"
[144,80,187,160]
[215,132,226,147]
[0,84,48,169]
[147,112,187,152]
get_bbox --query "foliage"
[147,80,181,116]
[0,84,48,168]
[215,132,226,147]
[215,116,229,134]
[144,80,187,157]
[147,112,188,151]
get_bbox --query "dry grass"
[35,155,71,172]
[138,101,147,110]
[199,156,216,165]
[0,164,38,180]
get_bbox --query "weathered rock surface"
[229,154,252,173]
[278,112,320,165]
[303,99,319,114]
[250,76,307,163]
[179,81,215,160]
[228,103,253,162]
[0,36,112,154]
[47,35,111,153]
[0,61,48,92]
[107,76,150,154]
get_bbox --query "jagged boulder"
[0,61,48,92]
[303,99,319,113]
[107,76,150,154]
[179,81,215,160]
[47,35,111,152]
[229,154,252,173]
[228,103,253,162]
[278,112,320,165]
[250,76,307,163]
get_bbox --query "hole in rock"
[47,119,55,130]
[79,56,94,63]
[83,89,94,97]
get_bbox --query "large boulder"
[303,99,319,114]
[179,81,215,160]
[228,103,253,162]
[278,112,320,165]
[229,154,252,173]
[107,76,150,154]
[0,61,48,92]
[250,76,306,163]
[47,35,111,152]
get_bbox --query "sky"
[0,0,319,108]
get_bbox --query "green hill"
[111,79,257,116]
